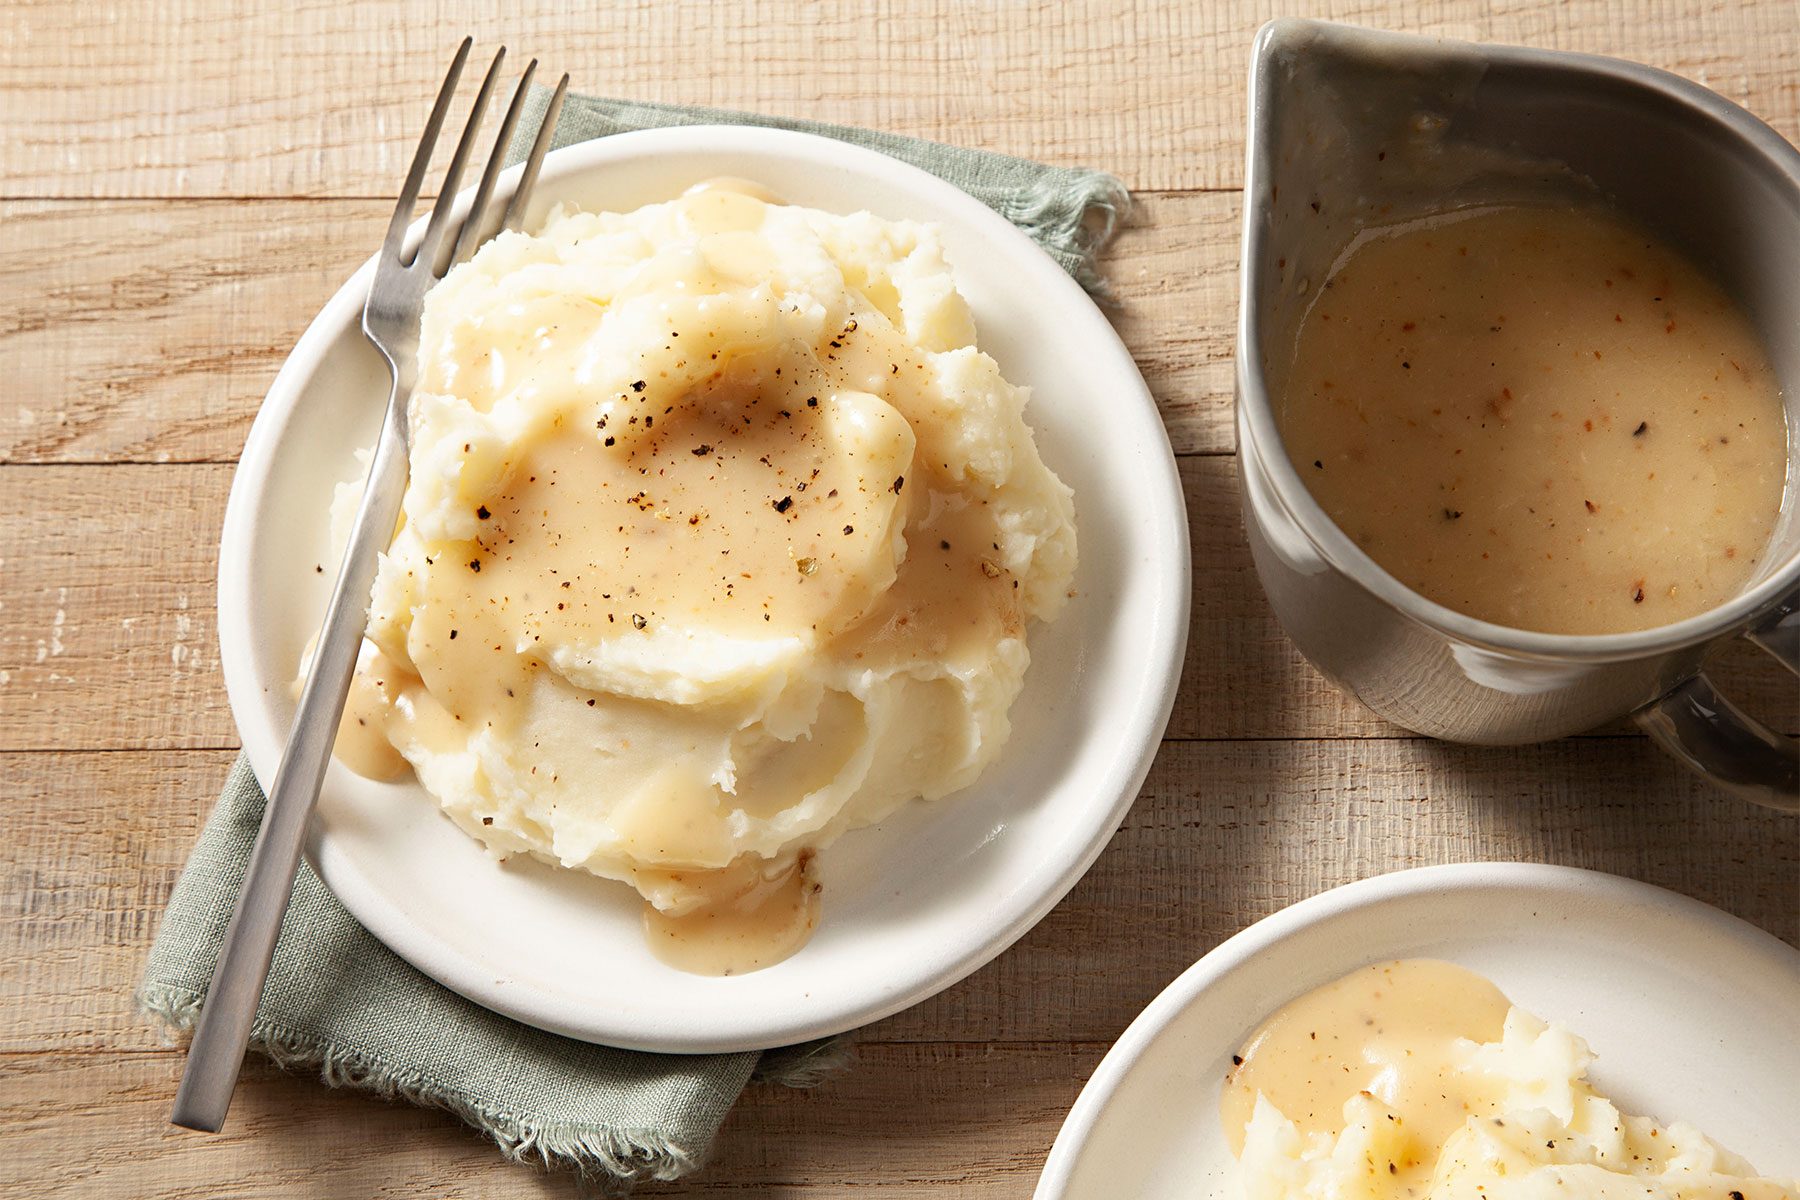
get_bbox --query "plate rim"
[215,122,1192,1051]
[1032,861,1800,1198]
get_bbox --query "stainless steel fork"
[169,41,569,1134]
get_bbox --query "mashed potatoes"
[1224,960,1796,1200]
[329,180,1075,972]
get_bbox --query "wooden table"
[3,2,1796,1195]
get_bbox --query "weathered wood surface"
[3,1,1797,198]
[3,0,1797,1196]
[0,193,1237,463]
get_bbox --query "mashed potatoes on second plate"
[330,181,1076,973]
[1224,960,1797,1200]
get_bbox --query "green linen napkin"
[508,89,1129,295]
[141,92,1128,1193]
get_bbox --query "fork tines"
[387,38,571,280]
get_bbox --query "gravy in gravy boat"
[1278,202,1788,635]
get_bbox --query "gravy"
[639,852,821,976]
[1280,205,1788,634]
[1221,959,1511,1190]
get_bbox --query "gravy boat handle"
[1635,591,1800,811]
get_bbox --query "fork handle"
[171,377,412,1132]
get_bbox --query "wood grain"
[0,193,1238,464]
[0,464,230,751]
[3,1044,1079,1198]
[6,2,1800,1195]
[0,199,372,464]
[0,1050,589,1199]
[1,1,1796,198]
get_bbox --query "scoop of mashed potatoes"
[331,181,1075,961]
[1234,1006,1797,1200]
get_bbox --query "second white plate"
[1036,862,1800,1199]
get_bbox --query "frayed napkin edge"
[996,168,1133,301]
[138,982,719,1192]
[507,87,1135,303]
[752,1035,856,1088]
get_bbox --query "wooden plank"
[0,193,1236,464]
[8,743,1792,1056]
[0,464,233,751]
[0,750,228,1056]
[1111,191,1238,455]
[0,1043,1078,1198]
[1,1,1796,198]
[0,200,379,465]
[4,458,1793,751]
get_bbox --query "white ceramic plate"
[217,126,1189,1052]
[1035,862,1800,1199]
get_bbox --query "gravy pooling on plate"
[1279,204,1789,635]
[1219,958,1510,1164]
[1221,959,1800,1200]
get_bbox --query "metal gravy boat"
[1236,20,1799,807]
